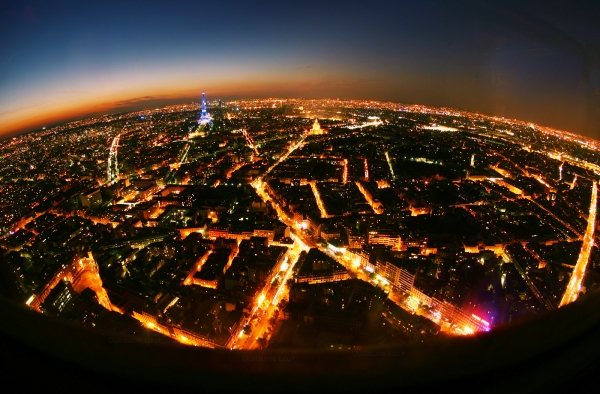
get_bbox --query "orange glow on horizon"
[2,87,205,138]
[0,71,388,139]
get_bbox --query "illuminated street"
[560,181,598,307]
[107,134,120,184]
[3,3,600,392]
[385,151,396,181]
[10,97,600,349]
[355,181,383,214]
[310,181,331,218]
[232,239,306,350]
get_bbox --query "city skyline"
[2,1,600,139]
[3,1,600,390]
[4,96,600,347]
[1,92,600,390]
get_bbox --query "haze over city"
[2,0,600,139]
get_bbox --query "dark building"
[40,280,76,316]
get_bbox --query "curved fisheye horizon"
[3,92,600,343]
[2,0,600,140]
[1,93,600,394]
[5,92,600,144]
[2,0,600,392]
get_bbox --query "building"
[375,258,416,293]
[198,92,211,125]
[40,280,77,316]
[368,230,402,251]
[79,189,103,209]
[296,248,349,284]
[309,118,325,135]
[348,233,366,249]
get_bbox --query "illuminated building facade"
[207,225,275,244]
[309,118,325,135]
[348,234,366,249]
[368,231,402,251]
[375,258,416,292]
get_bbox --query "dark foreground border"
[1,289,599,394]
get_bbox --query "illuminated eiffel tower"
[198,91,211,124]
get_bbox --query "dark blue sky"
[1,0,600,138]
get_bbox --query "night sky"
[2,0,600,139]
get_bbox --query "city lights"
[9,96,600,353]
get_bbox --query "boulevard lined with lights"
[560,181,597,306]
[14,97,600,351]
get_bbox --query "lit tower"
[198,92,211,125]
[559,162,564,181]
